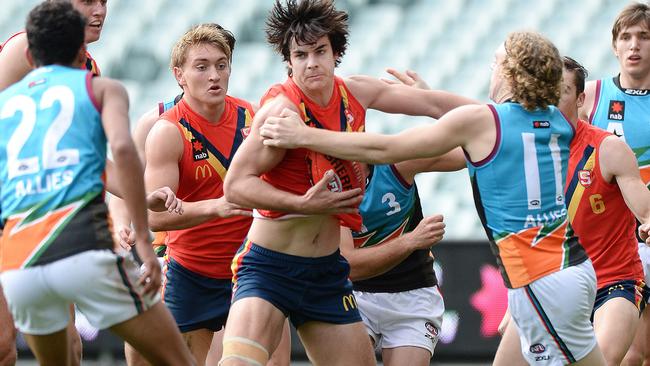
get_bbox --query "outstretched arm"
[94,77,158,296]
[341,214,445,281]
[260,104,491,165]
[345,74,479,119]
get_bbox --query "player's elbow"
[110,140,138,164]
[345,258,373,281]
[348,266,372,281]
[224,175,245,206]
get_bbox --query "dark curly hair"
[502,31,562,111]
[266,0,349,72]
[26,0,86,67]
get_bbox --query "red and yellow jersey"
[256,76,366,226]
[1,31,100,77]
[566,120,644,288]
[160,97,254,279]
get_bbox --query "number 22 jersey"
[0,66,110,271]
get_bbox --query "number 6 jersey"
[566,120,643,289]
[0,66,111,271]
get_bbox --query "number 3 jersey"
[0,66,110,271]
[351,164,436,293]
[566,120,643,289]
[468,103,588,288]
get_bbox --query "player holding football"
[221,1,474,365]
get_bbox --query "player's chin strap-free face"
[219,336,269,366]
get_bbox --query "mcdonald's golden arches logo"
[342,294,357,312]
[195,164,213,180]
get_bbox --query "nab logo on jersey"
[28,79,46,88]
[578,170,592,187]
[532,120,550,128]
[608,100,625,120]
[191,138,208,161]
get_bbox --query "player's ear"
[173,66,185,87]
[25,48,35,68]
[576,92,586,109]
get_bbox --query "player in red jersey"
[494,56,650,366]
[142,24,290,366]
[0,0,105,89]
[221,1,475,365]
[579,4,650,365]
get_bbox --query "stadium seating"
[0,0,632,239]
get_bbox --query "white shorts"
[0,250,159,335]
[638,242,650,286]
[508,260,597,365]
[354,285,444,356]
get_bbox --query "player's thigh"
[382,346,430,366]
[266,320,290,366]
[297,320,375,366]
[110,301,194,366]
[22,328,69,366]
[222,297,287,356]
[594,295,641,364]
[493,320,527,366]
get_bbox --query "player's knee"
[219,337,269,366]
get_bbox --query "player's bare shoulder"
[253,93,298,130]
[342,74,379,108]
[90,76,128,106]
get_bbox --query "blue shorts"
[593,279,649,317]
[231,241,362,328]
[162,257,231,333]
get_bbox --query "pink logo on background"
[470,264,508,337]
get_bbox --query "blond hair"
[170,23,233,69]
[502,31,562,111]
[612,2,650,47]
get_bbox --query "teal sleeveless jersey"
[469,103,587,288]
[0,65,107,269]
[351,164,436,292]
[589,76,650,185]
